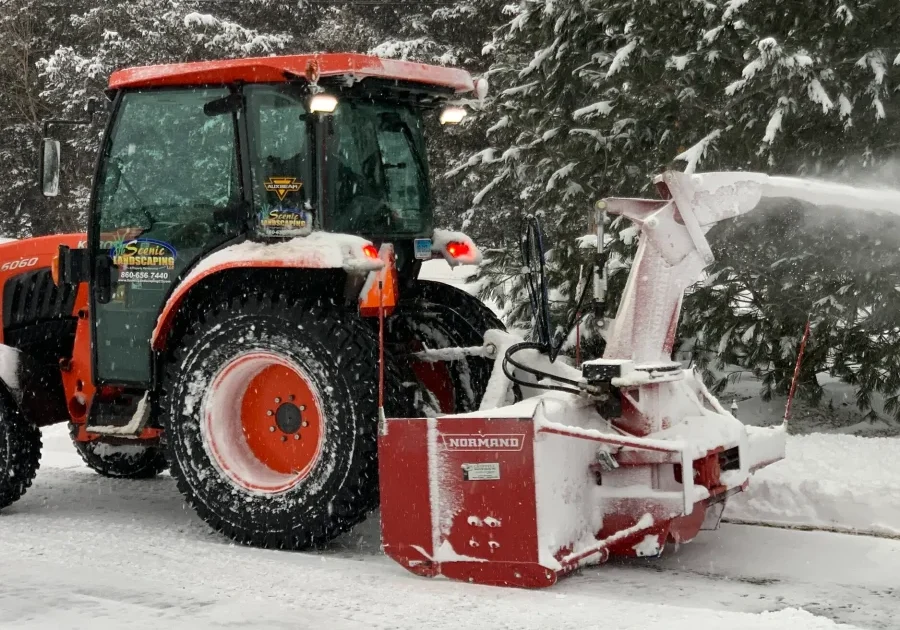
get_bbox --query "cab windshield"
[326,101,432,237]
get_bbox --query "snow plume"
[674,129,722,174]
[827,157,900,191]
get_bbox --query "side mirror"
[40,138,61,197]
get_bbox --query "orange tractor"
[0,53,792,588]
[3,54,498,543]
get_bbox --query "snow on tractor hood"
[182,233,383,283]
[150,233,382,350]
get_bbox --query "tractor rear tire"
[390,279,506,413]
[69,427,167,479]
[160,291,390,550]
[0,391,41,510]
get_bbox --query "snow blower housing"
[378,170,900,587]
[378,171,814,587]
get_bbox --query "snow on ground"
[0,426,895,629]
[726,433,900,537]
[1,268,895,628]
[716,369,898,437]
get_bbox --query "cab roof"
[108,53,474,94]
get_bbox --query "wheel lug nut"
[274,397,281,404]
[300,405,306,411]
[267,410,274,416]
[302,421,309,428]
[281,436,287,442]
[294,434,300,440]
[269,426,276,433]
[289,395,295,402]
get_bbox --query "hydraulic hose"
[509,216,595,394]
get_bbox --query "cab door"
[90,87,245,385]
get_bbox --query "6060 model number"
[119,270,170,282]
[1,257,38,271]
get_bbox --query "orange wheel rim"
[241,364,322,475]
[202,352,324,494]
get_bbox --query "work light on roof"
[309,94,338,114]
[439,106,467,125]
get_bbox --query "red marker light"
[363,244,379,259]
[446,241,471,258]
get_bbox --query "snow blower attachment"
[379,170,793,588]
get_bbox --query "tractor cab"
[41,54,476,387]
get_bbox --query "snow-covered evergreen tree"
[459,0,900,421]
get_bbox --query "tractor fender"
[0,344,69,427]
[151,234,383,350]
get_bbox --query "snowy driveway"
[0,427,895,630]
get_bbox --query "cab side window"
[96,88,241,243]
[245,86,313,236]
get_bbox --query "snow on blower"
[4,52,898,589]
[378,170,797,588]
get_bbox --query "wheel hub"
[203,352,324,493]
[275,403,302,434]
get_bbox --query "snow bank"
[726,433,900,537]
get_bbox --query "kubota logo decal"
[264,176,303,201]
[441,434,525,451]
